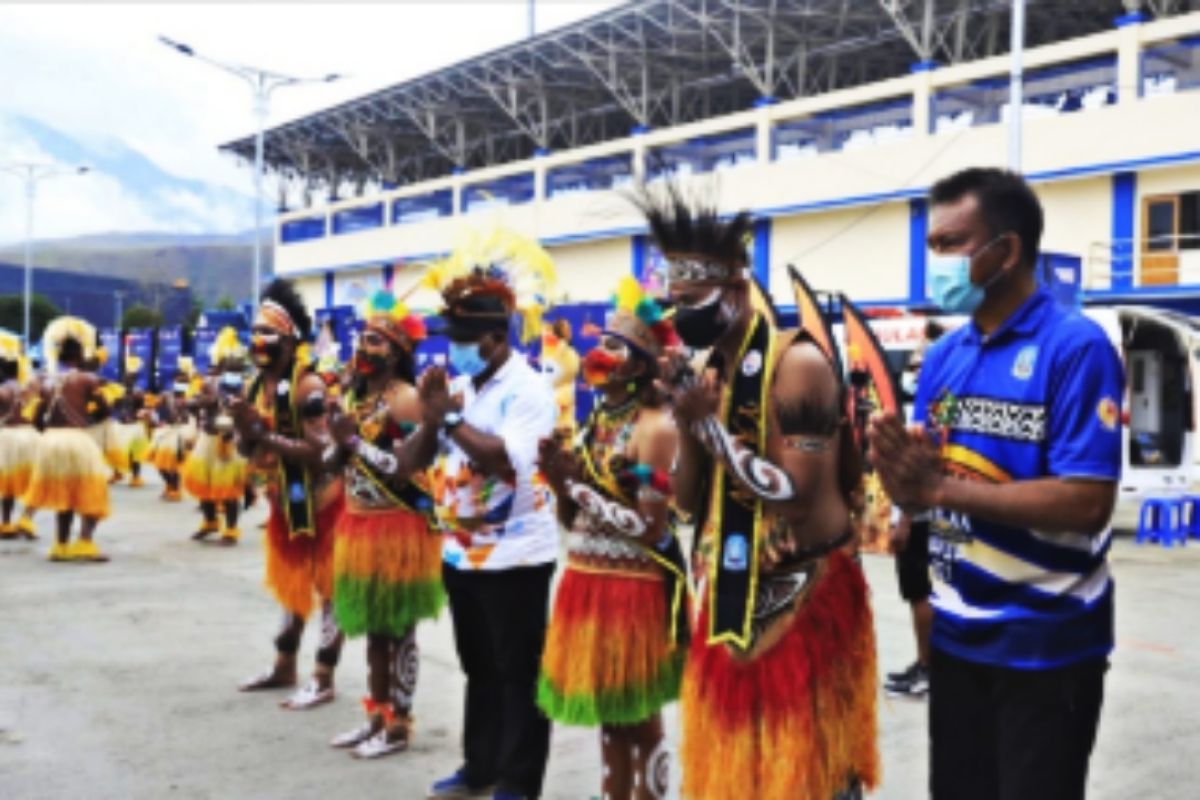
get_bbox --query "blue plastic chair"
[1137,498,1186,547]
[1183,495,1200,541]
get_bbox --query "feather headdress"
[42,316,97,372]
[423,227,558,343]
[605,275,680,356]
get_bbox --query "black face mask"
[673,294,727,349]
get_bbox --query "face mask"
[673,289,727,349]
[449,341,488,378]
[927,236,1007,314]
[582,348,623,388]
[901,371,917,397]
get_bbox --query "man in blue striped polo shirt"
[869,168,1123,800]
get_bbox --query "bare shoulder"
[387,381,422,424]
[774,338,838,396]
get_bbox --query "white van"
[856,305,1195,533]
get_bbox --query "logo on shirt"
[722,533,749,571]
[951,396,1046,443]
[1097,397,1119,431]
[741,350,763,378]
[1012,345,1038,381]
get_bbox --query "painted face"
[582,335,636,388]
[354,329,391,376]
[251,324,285,367]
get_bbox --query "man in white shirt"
[397,271,557,800]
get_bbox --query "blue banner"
[98,329,121,381]
[157,327,183,387]
[125,330,153,391]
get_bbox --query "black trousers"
[444,562,555,799]
[930,648,1107,800]
[895,518,932,603]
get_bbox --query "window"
[1181,192,1200,250]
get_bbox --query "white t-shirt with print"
[436,353,559,571]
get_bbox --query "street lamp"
[0,162,90,347]
[158,35,343,306]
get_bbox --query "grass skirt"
[181,431,246,502]
[22,428,110,519]
[680,551,879,800]
[0,426,39,498]
[149,426,183,472]
[264,491,343,619]
[537,564,684,726]
[333,505,444,639]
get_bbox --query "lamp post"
[158,35,343,306]
[0,163,90,347]
[1008,0,1027,171]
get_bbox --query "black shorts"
[930,648,1107,800]
[894,517,931,602]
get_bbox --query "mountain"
[0,113,270,305]
[0,113,257,239]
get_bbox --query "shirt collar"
[476,351,518,394]
[964,289,1055,347]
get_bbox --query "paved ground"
[1,473,1198,799]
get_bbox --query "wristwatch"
[443,410,464,433]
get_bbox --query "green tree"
[0,293,63,342]
[184,297,204,331]
[122,304,163,330]
[215,295,236,312]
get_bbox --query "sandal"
[351,729,410,759]
[238,668,297,692]
[330,721,376,749]
[281,679,335,710]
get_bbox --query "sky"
[0,2,619,242]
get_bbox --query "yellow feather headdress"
[209,327,246,365]
[421,227,558,343]
[42,316,97,372]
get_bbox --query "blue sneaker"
[427,769,493,799]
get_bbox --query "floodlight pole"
[158,36,342,305]
[0,163,90,347]
[1008,0,1026,171]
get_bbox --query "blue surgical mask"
[927,236,1007,314]
[449,341,488,378]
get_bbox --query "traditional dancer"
[25,317,111,563]
[115,359,151,489]
[541,318,580,433]
[639,191,879,800]
[536,277,689,800]
[149,378,188,503]
[182,329,248,545]
[0,337,38,540]
[325,290,442,759]
[231,279,345,709]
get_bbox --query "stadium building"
[222,0,1200,315]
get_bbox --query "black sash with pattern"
[576,410,691,649]
[250,360,315,537]
[706,312,775,649]
[345,390,437,526]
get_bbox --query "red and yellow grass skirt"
[22,428,110,519]
[149,426,183,472]
[181,431,246,503]
[538,563,684,726]
[333,505,444,639]
[0,425,39,498]
[265,490,343,619]
[680,551,879,800]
